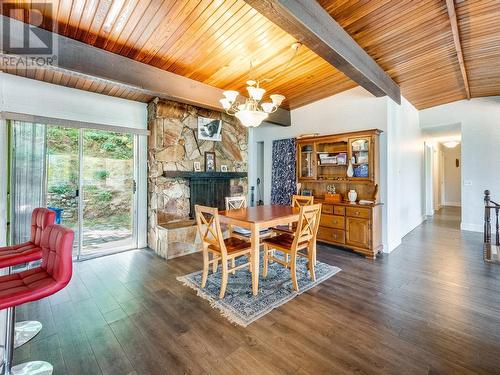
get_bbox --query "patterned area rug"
[177,256,341,327]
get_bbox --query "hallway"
[13,207,500,374]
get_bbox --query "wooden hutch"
[297,129,383,259]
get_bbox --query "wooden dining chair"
[262,203,322,291]
[195,205,253,299]
[225,195,273,240]
[225,196,247,210]
[272,195,315,235]
[224,195,273,271]
[271,195,315,264]
[292,195,315,207]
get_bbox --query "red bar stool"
[0,208,56,269]
[0,208,56,350]
[0,224,74,375]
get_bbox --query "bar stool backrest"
[41,225,74,286]
[31,208,56,246]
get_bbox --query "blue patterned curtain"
[271,138,296,205]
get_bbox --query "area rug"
[177,256,341,327]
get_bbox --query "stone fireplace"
[147,98,248,259]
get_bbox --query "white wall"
[0,73,149,247]
[443,144,461,206]
[420,97,500,232]
[249,86,425,253]
[394,97,426,239]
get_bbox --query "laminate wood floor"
[13,207,500,374]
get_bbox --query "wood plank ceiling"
[2,0,500,110]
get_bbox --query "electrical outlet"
[464,180,472,186]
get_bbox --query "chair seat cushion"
[263,234,309,250]
[270,225,294,234]
[233,227,273,238]
[0,267,63,310]
[0,242,42,268]
[209,237,251,254]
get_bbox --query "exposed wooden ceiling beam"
[244,0,401,104]
[445,0,471,99]
[0,15,290,127]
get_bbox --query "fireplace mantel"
[163,171,247,179]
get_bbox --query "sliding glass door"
[11,122,138,260]
[80,129,136,258]
[46,126,80,256]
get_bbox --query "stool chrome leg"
[4,308,53,375]
[14,321,42,349]
[5,307,15,374]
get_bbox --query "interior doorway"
[423,122,462,222]
[424,139,461,218]
[9,121,138,260]
[442,142,461,207]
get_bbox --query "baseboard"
[383,238,402,254]
[384,216,426,254]
[461,222,482,233]
[443,202,461,207]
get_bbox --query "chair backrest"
[31,208,56,246]
[292,195,314,207]
[40,224,74,286]
[225,196,247,210]
[194,205,226,254]
[293,204,322,247]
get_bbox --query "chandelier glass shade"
[220,80,285,128]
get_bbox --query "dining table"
[218,205,301,296]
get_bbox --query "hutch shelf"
[296,129,383,259]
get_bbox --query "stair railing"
[484,190,500,245]
[484,190,500,263]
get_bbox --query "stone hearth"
[147,98,248,259]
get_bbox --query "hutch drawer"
[318,227,345,244]
[320,214,345,229]
[346,207,371,219]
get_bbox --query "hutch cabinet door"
[297,142,316,180]
[346,217,371,249]
[348,136,373,182]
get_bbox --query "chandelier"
[219,80,285,128]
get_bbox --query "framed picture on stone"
[193,161,201,172]
[198,117,222,142]
[204,152,216,172]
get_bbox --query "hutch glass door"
[349,137,371,181]
[298,142,315,179]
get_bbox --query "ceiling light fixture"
[443,141,460,148]
[219,42,301,128]
[220,80,285,128]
